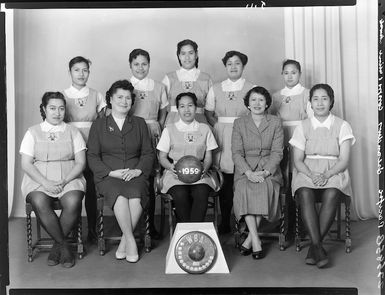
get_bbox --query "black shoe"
[314,244,329,268]
[218,223,231,234]
[47,242,61,266]
[305,245,316,265]
[60,243,75,268]
[239,245,252,256]
[251,250,265,260]
[251,244,265,260]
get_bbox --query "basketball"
[174,155,203,183]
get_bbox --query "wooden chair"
[234,146,291,251]
[154,167,224,241]
[295,193,352,253]
[96,193,152,256]
[26,198,84,262]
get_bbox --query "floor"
[6,217,380,295]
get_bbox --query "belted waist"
[306,155,338,160]
[68,121,92,129]
[245,150,271,157]
[170,105,204,114]
[218,117,238,123]
[282,120,302,127]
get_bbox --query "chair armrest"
[207,166,224,192]
[154,169,163,194]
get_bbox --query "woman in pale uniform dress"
[205,50,255,234]
[162,39,212,126]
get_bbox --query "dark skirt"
[96,175,149,209]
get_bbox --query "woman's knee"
[60,191,83,212]
[296,187,316,205]
[26,191,52,211]
[322,188,341,204]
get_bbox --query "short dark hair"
[40,92,66,120]
[69,56,91,70]
[175,92,198,108]
[129,48,150,64]
[282,59,301,73]
[243,86,272,110]
[309,83,335,110]
[176,39,199,68]
[222,50,248,66]
[105,80,136,109]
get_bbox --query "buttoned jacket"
[231,113,284,181]
[87,114,155,184]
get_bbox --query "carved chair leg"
[279,202,286,251]
[168,201,174,241]
[214,196,218,232]
[144,210,152,253]
[26,212,33,262]
[77,216,84,259]
[345,200,352,253]
[295,205,301,252]
[97,208,105,256]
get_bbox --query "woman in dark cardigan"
[87,80,155,263]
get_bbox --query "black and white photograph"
[0,0,380,294]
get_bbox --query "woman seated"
[289,83,355,268]
[87,80,155,263]
[156,92,218,222]
[20,92,86,268]
[232,86,284,260]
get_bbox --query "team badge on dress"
[227,92,236,100]
[138,91,147,100]
[182,81,193,91]
[75,96,88,107]
[283,96,291,103]
[47,132,58,142]
[183,132,202,144]
[108,126,114,132]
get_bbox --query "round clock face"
[174,231,217,274]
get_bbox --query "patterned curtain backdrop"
[283,0,378,219]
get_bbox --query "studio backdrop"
[6,2,378,220]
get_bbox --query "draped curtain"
[283,0,378,219]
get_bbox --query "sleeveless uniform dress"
[289,114,355,197]
[209,79,254,173]
[232,115,284,222]
[130,77,168,147]
[163,69,212,125]
[21,123,86,198]
[63,87,105,142]
[158,121,218,193]
[271,84,311,170]
[271,85,311,146]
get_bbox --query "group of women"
[19,38,355,269]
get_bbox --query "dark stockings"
[27,190,83,244]
[297,187,340,245]
[168,184,210,222]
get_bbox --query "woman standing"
[290,84,355,268]
[157,92,218,222]
[205,50,254,234]
[162,39,212,125]
[63,56,107,243]
[129,48,169,238]
[20,92,86,268]
[87,80,155,263]
[232,86,283,259]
